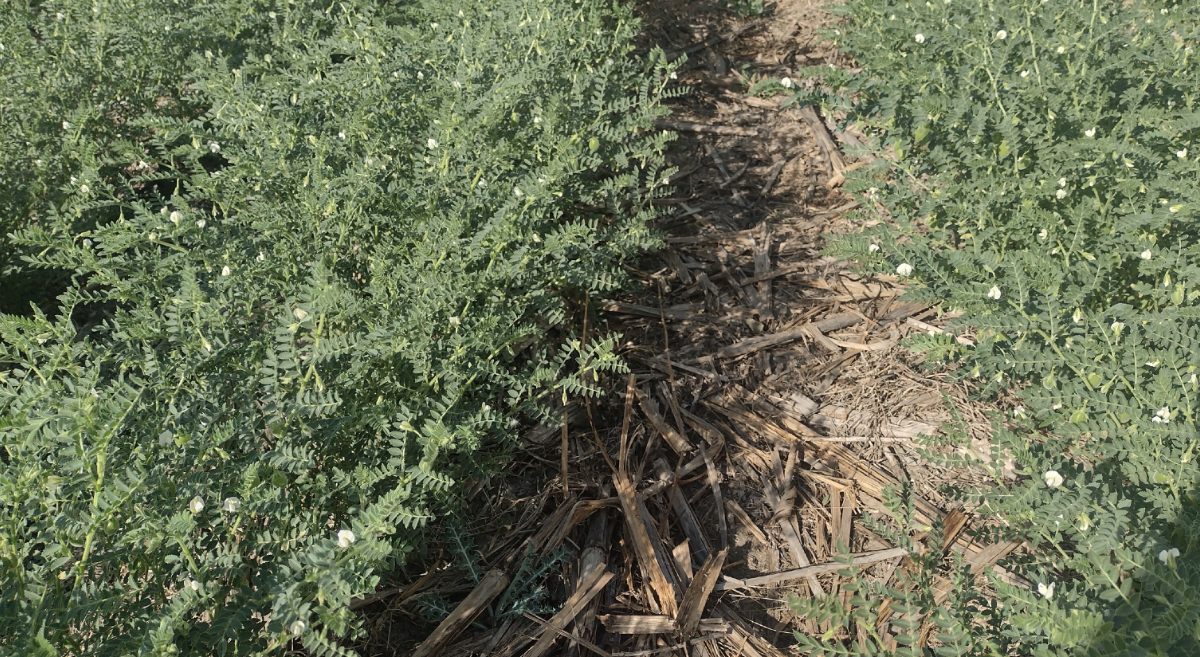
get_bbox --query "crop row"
[0,1,675,654]
[801,0,1200,653]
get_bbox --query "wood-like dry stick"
[653,119,758,136]
[717,548,909,590]
[677,548,729,637]
[522,566,615,657]
[713,312,863,359]
[562,412,570,500]
[412,569,510,657]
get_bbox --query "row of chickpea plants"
[787,0,1200,654]
[0,0,677,655]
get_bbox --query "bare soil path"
[357,2,1022,655]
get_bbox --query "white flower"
[482,404,491,413]
[430,22,438,28]
[337,529,356,548]
[531,233,541,243]
[221,265,231,276]
[477,179,487,188]
[452,80,461,89]
[188,496,205,514]
[780,76,794,88]
[1038,228,1048,240]
[868,244,880,253]
[1058,177,1067,187]
[417,71,424,79]
[257,251,266,262]
[449,316,460,326]
[63,121,72,130]
[996,29,1007,39]
[1146,359,1160,367]
[158,430,174,446]
[208,141,220,154]
[987,286,1002,299]
[1044,470,1064,488]
[268,11,276,18]
[533,116,541,124]
[196,219,206,229]
[508,417,520,428]
[1072,308,1084,324]
[1152,406,1171,423]
[513,187,523,197]
[1177,149,1188,159]
[80,184,90,194]
[169,211,182,224]
[896,263,913,276]
[1056,189,1067,199]
[293,307,309,321]
[1037,582,1055,599]
[188,579,201,592]
[1159,547,1179,563]
[1111,321,1124,334]
[914,33,925,44]
[1056,45,1066,54]
[56,12,64,20]
[1020,70,1029,78]
[289,620,307,636]
[1078,514,1090,531]
[426,138,438,150]
[1085,127,1096,138]
[669,72,677,80]
[1141,249,1153,260]
[223,497,241,513]
[1162,7,1169,14]
[338,131,346,140]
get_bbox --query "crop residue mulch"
[357,1,1029,655]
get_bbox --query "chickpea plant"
[790,0,1200,653]
[0,0,681,655]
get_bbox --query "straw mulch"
[355,1,1029,654]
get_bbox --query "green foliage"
[722,0,766,18]
[0,0,674,654]
[790,486,1005,656]
[0,1,229,311]
[822,0,1200,653]
[494,542,572,620]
